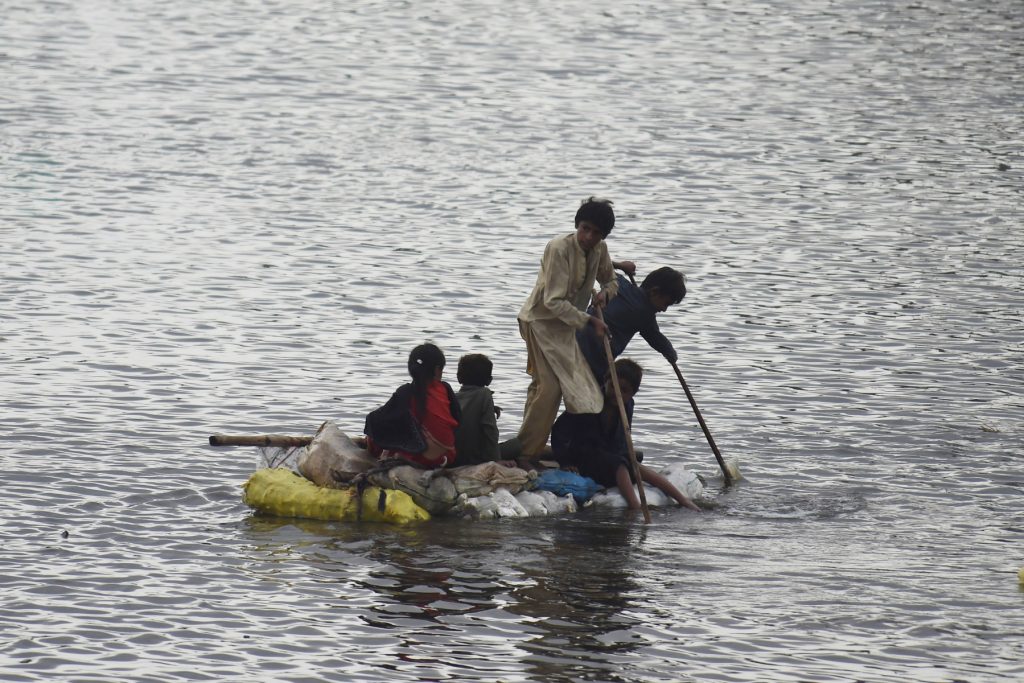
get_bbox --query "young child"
[514,197,620,460]
[550,358,701,512]
[364,343,461,469]
[577,266,686,382]
[453,353,500,465]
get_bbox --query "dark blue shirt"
[550,399,636,488]
[577,274,677,381]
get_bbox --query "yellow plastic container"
[243,468,430,525]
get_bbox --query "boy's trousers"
[516,319,602,457]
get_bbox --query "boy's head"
[574,197,615,237]
[457,353,493,387]
[606,358,643,402]
[641,267,686,312]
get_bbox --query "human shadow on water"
[502,511,652,682]
[239,515,506,624]
[239,509,657,681]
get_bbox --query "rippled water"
[2,1,1022,681]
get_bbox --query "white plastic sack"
[591,462,704,508]
[514,490,550,516]
[297,421,378,488]
[515,489,578,516]
[461,488,530,520]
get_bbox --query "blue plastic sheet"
[533,469,602,505]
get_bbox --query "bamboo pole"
[208,434,312,447]
[595,306,651,523]
[670,362,735,485]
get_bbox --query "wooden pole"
[595,306,651,523]
[670,361,734,485]
[208,434,312,447]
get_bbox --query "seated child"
[453,353,500,465]
[364,343,461,469]
[550,358,701,512]
[577,266,686,382]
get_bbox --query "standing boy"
[550,359,701,512]
[577,266,686,382]
[515,197,620,460]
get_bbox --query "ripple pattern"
[1,1,1022,681]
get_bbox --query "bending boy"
[550,358,701,512]
[515,197,619,459]
[577,266,685,382]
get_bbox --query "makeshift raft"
[236,421,706,525]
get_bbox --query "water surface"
[2,1,1022,681]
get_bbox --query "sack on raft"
[366,461,535,515]
[297,421,377,488]
[446,461,535,498]
[459,487,578,519]
[590,462,704,507]
[460,488,529,519]
[533,469,603,505]
[366,465,459,515]
[243,467,429,525]
[514,489,578,516]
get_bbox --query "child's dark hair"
[575,197,616,237]
[612,358,643,392]
[641,267,687,305]
[408,343,446,413]
[457,353,493,387]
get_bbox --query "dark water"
[2,1,1022,681]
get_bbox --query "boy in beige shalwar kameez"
[515,198,620,459]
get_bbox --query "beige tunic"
[518,233,618,330]
[516,233,618,453]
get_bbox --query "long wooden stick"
[209,434,312,447]
[670,361,733,485]
[595,306,651,523]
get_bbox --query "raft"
[242,468,431,525]
[234,422,715,525]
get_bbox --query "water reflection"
[240,512,658,679]
[507,517,647,681]
[4,0,1024,679]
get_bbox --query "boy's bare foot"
[515,456,537,471]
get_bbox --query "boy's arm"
[481,394,500,461]
[594,243,619,306]
[639,318,678,363]
[612,260,636,277]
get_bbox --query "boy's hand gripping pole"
[595,305,651,523]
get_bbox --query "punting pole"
[669,361,735,485]
[595,305,651,524]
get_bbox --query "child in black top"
[576,266,686,382]
[550,358,700,512]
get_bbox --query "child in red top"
[364,343,461,468]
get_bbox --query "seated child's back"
[454,353,500,465]
[364,343,461,469]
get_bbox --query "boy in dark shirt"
[550,358,700,512]
[576,266,686,382]
[453,354,500,465]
